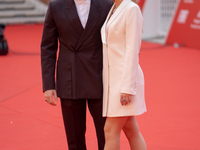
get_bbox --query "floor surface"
[0,24,200,150]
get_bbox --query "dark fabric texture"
[41,0,113,99]
[61,99,106,150]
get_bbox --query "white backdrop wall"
[142,0,179,41]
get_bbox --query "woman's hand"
[120,93,131,106]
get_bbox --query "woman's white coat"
[101,0,147,117]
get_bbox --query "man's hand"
[120,93,131,106]
[44,89,58,106]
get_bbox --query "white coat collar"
[101,4,115,44]
[107,0,131,27]
[101,0,131,44]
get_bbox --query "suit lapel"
[76,0,102,50]
[101,4,115,44]
[63,0,84,36]
[107,0,130,28]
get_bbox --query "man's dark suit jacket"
[41,0,113,99]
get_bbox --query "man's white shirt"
[74,0,91,29]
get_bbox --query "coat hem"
[103,109,147,117]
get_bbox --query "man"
[41,0,112,149]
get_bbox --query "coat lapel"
[101,4,115,44]
[76,0,102,50]
[63,0,84,36]
[107,0,130,28]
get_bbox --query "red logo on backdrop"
[166,0,200,49]
[136,0,146,11]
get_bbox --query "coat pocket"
[56,61,72,99]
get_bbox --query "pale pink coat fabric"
[101,0,147,117]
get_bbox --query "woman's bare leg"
[104,117,128,150]
[122,116,147,150]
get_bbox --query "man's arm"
[41,2,58,105]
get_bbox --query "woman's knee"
[104,122,117,137]
[104,123,110,135]
[104,124,115,141]
[104,117,126,138]
[123,117,140,138]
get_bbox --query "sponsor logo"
[191,10,200,30]
[197,10,200,18]
[184,0,194,3]
[177,9,189,24]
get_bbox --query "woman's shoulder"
[126,1,140,10]
[124,1,143,21]
[125,1,141,14]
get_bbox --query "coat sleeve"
[120,5,143,95]
[41,2,58,92]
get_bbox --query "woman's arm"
[120,4,143,96]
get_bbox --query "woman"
[101,0,147,149]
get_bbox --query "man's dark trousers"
[61,99,105,150]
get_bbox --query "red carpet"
[0,24,200,150]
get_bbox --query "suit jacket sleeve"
[41,2,58,92]
[120,5,143,95]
